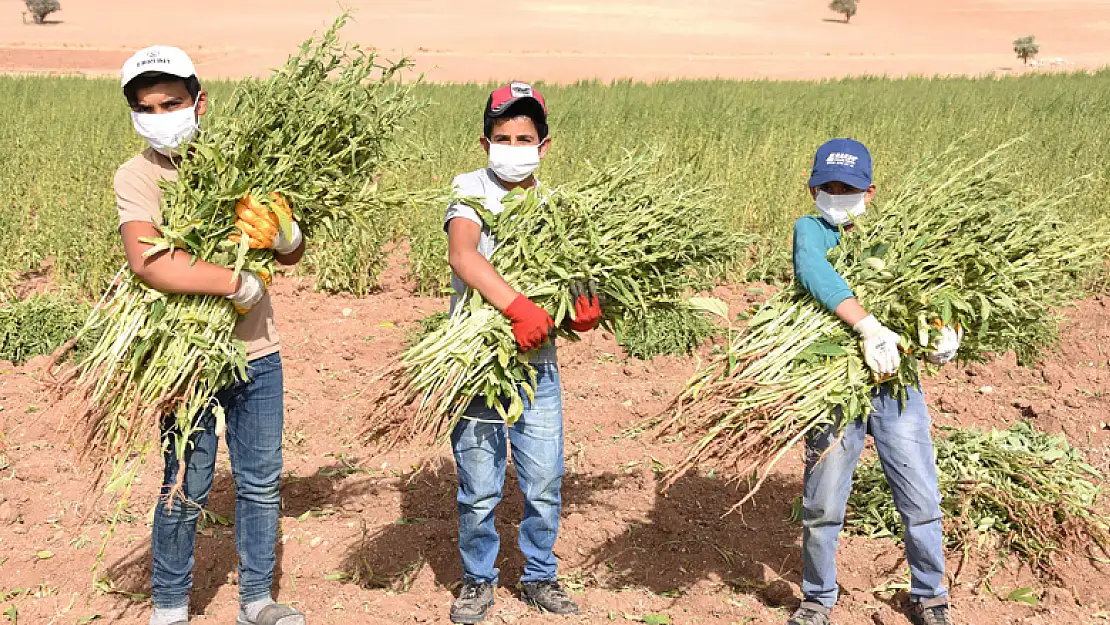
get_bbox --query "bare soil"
[1,252,1108,624]
[1,0,1109,82]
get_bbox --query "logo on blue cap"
[809,138,872,190]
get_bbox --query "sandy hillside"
[1,0,1109,81]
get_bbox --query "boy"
[443,82,602,624]
[788,139,961,625]
[116,46,307,625]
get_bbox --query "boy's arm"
[793,218,900,375]
[833,297,869,327]
[121,221,241,296]
[447,216,554,352]
[273,239,306,266]
[792,218,859,320]
[446,218,518,311]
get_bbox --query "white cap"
[121,46,197,88]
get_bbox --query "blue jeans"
[451,362,565,585]
[151,353,284,609]
[801,385,946,608]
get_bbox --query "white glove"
[926,325,963,365]
[227,270,268,314]
[272,221,303,256]
[853,315,901,378]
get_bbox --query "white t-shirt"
[443,168,556,363]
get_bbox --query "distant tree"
[23,0,61,24]
[829,0,858,23]
[1013,36,1040,65]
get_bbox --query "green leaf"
[393,517,427,525]
[202,509,231,526]
[1042,448,1066,462]
[686,297,729,320]
[3,604,15,624]
[846,354,861,383]
[507,392,524,424]
[800,342,849,361]
[642,615,671,625]
[139,240,173,259]
[863,242,891,259]
[323,571,350,581]
[1006,586,1039,606]
[35,550,53,560]
[747,304,779,328]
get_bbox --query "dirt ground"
[2,0,1110,82]
[1,251,1108,624]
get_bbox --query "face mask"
[130,106,199,157]
[816,190,867,226]
[487,141,543,183]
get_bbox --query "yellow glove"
[230,192,301,253]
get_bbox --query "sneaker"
[450,582,495,624]
[235,604,305,625]
[520,580,580,615]
[910,598,954,625]
[787,601,831,625]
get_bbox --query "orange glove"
[230,192,301,253]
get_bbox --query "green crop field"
[3,71,1110,300]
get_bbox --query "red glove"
[568,280,602,332]
[504,294,555,352]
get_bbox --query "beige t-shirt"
[114,148,280,361]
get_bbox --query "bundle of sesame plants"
[364,151,740,448]
[615,303,720,360]
[846,421,1110,575]
[648,141,1110,506]
[49,14,420,530]
[0,292,99,365]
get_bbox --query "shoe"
[235,603,305,625]
[520,580,580,615]
[450,581,495,624]
[787,601,831,625]
[910,598,954,625]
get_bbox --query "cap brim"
[808,170,871,190]
[488,96,546,119]
[121,67,196,88]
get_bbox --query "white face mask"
[130,106,199,157]
[816,190,867,226]
[487,141,543,183]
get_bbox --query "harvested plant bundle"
[366,152,740,447]
[300,215,388,296]
[0,292,99,365]
[51,16,419,511]
[846,421,1110,573]
[298,186,436,296]
[651,142,1110,504]
[616,303,720,360]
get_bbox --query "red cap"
[486,82,547,119]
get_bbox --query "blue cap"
[808,138,872,190]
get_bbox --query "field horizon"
[2,23,1110,625]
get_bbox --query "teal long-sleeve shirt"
[792,215,855,313]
